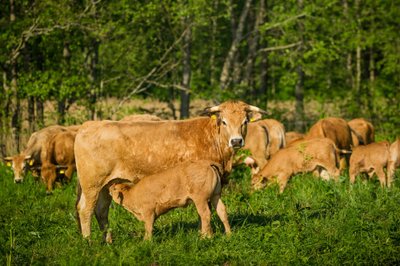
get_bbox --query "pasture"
[1,162,400,265]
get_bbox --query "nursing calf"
[251,138,345,193]
[109,160,231,239]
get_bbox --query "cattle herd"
[3,100,400,243]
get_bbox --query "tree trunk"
[87,39,99,120]
[219,0,252,90]
[36,98,44,128]
[209,1,219,88]
[28,96,35,132]
[258,0,268,109]
[343,0,354,91]
[295,0,305,132]
[355,0,362,110]
[180,17,191,119]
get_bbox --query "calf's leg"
[77,185,100,240]
[193,199,213,237]
[211,195,231,235]
[375,167,387,187]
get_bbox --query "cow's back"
[348,118,375,146]
[75,118,223,188]
[307,117,352,150]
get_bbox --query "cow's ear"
[246,105,267,122]
[3,157,12,167]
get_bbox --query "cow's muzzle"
[230,137,244,149]
[14,178,23,184]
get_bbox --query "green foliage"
[1,162,400,265]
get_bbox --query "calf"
[109,160,231,239]
[251,138,345,193]
[388,138,400,186]
[349,141,390,187]
[348,118,375,146]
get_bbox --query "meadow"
[1,161,400,265]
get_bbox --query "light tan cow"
[251,138,347,193]
[120,114,162,122]
[388,138,400,186]
[348,118,375,146]
[109,160,231,239]
[75,100,265,242]
[40,130,77,194]
[349,141,391,187]
[239,119,286,174]
[285,131,305,146]
[3,125,67,183]
[306,117,353,169]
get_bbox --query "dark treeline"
[1,0,399,155]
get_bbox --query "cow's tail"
[75,179,82,233]
[350,127,365,145]
[336,148,352,155]
[260,125,270,159]
[210,163,224,187]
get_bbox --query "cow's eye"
[222,120,227,126]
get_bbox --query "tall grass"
[1,163,400,265]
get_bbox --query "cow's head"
[3,155,33,183]
[251,173,270,191]
[203,101,266,150]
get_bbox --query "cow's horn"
[201,105,220,116]
[24,155,32,160]
[246,105,267,114]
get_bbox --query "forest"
[1,0,399,156]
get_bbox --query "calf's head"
[203,101,266,150]
[3,155,33,183]
[109,183,132,205]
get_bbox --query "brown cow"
[251,138,346,193]
[3,125,67,183]
[349,141,390,187]
[41,130,77,194]
[306,117,353,169]
[75,100,265,242]
[109,160,231,239]
[285,131,305,146]
[256,119,286,158]
[388,138,400,186]
[120,114,162,122]
[348,118,375,146]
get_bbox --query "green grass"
[1,164,400,265]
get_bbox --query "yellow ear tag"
[59,170,65,174]
[6,162,11,167]
[250,117,255,122]
[29,160,34,166]
[211,114,217,120]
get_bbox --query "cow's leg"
[349,166,358,184]
[277,173,289,193]
[193,199,213,237]
[42,164,56,194]
[64,165,75,183]
[77,186,99,240]
[375,167,387,187]
[387,161,395,188]
[210,195,231,235]
[142,211,155,240]
[94,187,113,243]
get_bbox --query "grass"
[1,163,400,265]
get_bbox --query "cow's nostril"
[14,179,22,184]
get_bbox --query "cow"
[120,114,162,122]
[348,118,375,146]
[349,141,391,187]
[238,119,286,174]
[285,131,305,146]
[74,100,265,243]
[251,138,348,193]
[3,125,67,183]
[40,130,77,194]
[306,117,353,169]
[388,138,400,186]
[109,160,231,240]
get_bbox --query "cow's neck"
[208,120,235,173]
